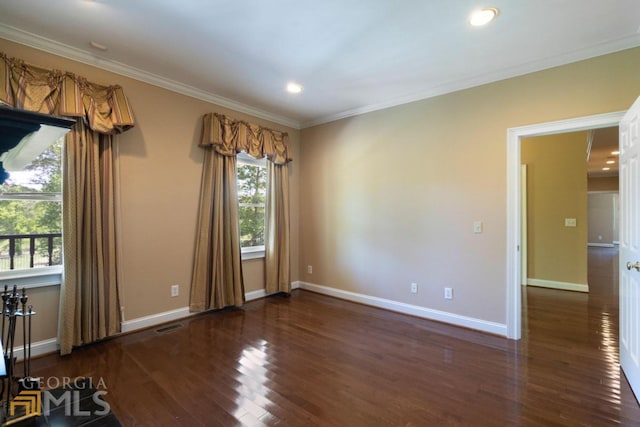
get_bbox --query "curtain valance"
[0,52,134,134]
[200,113,291,165]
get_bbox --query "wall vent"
[155,323,183,334]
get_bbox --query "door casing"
[506,111,626,339]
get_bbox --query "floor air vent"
[155,323,183,333]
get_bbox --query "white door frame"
[506,111,626,339]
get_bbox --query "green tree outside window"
[237,161,266,249]
[0,139,63,270]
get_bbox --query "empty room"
[1,1,640,425]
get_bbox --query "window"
[237,153,267,259]
[0,139,63,282]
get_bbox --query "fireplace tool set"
[0,285,37,423]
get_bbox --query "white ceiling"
[1,0,639,129]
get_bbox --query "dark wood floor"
[22,247,640,426]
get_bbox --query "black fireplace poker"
[0,285,37,423]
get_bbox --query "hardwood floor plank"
[19,247,640,425]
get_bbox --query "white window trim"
[242,245,266,260]
[237,152,267,167]
[0,265,62,289]
[237,152,267,260]
[0,192,61,201]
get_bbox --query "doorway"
[506,111,625,339]
[521,131,590,293]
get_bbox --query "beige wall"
[588,192,619,244]
[0,39,300,342]
[588,176,619,191]
[300,47,640,324]
[12,286,60,347]
[521,132,588,285]
[2,39,640,343]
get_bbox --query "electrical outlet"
[307,265,313,274]
[444,287,453,300]
[410,283,418,293]
[171,284,179,297]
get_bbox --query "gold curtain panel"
[200,113,291,164]
[0,52,134,134]
[0,51,135,355]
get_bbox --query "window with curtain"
[190,112,292,311]
[237,152,267,259]
[0,139,63,281]
[0,51,136,355]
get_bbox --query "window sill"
[0,266,62,289]
[242,249,265,260]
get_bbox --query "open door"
[521,164,527,286]
[619,95,640,401]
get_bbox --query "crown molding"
[302,34,640,128]
[0,24,302,130]
[2,23,639,131]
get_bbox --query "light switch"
[473,221,483,234]
[565,218,577,227]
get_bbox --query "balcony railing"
[0,233,62,271]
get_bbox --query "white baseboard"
[121,307,191,333]
[588,243,615,248]
[122,284,301,333]
[18,282,301,358]
[296,281,507,336]
[245,289,266,301]
[526,278,589,292]
[247,282,301,300]
[12,338,59,361]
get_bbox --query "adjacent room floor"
[21,246,640,425]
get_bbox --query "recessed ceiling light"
[286,82,303,94]
[469,8,499,27]
[611,150,620,155]
[606,160,616,164]
[602,167,611,171]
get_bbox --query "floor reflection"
[589,247,621,400]
[522,246,626,413]
[233,340,271,423]
[23,247,640,425]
